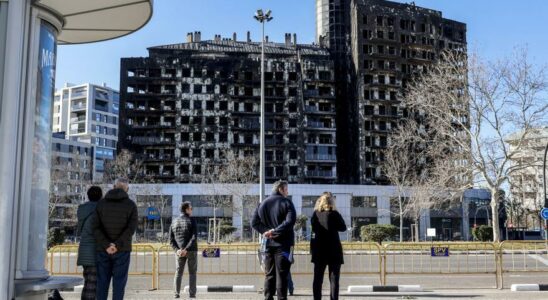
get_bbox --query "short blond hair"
[314,192,336,212]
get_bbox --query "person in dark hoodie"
[93,178,138,300]
[252,180,296,300]
[77,186,103,300]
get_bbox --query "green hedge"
[360,224,398,244]
[47,227,65,249]
[472,225,493,241]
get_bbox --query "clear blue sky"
[55,0,548,90]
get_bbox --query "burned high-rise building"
[119,0,466,185]
[316,0,467,184]
[119,32,337,183]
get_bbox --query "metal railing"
[498,240,548,288]
[48,243,158,290]
[47,241,548,290]
[383,242,499,287]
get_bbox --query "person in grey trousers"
[76,186,102,300]
[169,201,198,298]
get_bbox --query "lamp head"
[254,9,272,22]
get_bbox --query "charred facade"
[119,33,337,183]
[317,0,467,184]
[353,0,466,184]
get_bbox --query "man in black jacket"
[93,178,138,300]
[252,180,296,300]
[169,201,198,298]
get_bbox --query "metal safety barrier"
[48,244,80,275]
[130,244,158,290]
[157,243,262,276]
[157,242,382,283]
[498,241,548,288]
[383,242,499,288]
[48,241,548,290]
[340,242,383,285]
[48,243,158,290]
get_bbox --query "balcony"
[69,129,86,135]
[305,106,335,114]
[71,103,86,111]
[238,123,259,130]
[307,121,335,130]
[132,136,173,145]
[95,92,109,101]
[70,116,86,123]
[306,170,336,178]
[304,90,319,97]
[71,91,87,98]
[305,154,337,161]
[138,152,175,161]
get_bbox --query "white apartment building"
[50,132,93,235]
[508,127,548,228]
[54,83,119,181]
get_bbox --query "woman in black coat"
[310,192,347,300]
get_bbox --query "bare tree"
[217,149,258,240]
[200,149,258,243]
[102,149,146,184]
[49,153,91,221]
[382,118,469,241]
[200,165,232,244]
[505,192,527,233]
[382,121,421,241]
[403,48,548,241]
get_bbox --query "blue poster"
[29,20,57,270]
[147,207,160,220]
[431,246,450,257]
[202,248,221,258]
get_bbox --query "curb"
[348,285,423,293]
[183,285,256,293]
[511,284,548,291]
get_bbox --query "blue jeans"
[96,251,131,300]
[287,271,294,293]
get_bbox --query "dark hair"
[180,201,192,214]
[87,186,103,202]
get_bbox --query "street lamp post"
[254,9,273,203]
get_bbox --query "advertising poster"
[29,20,57,270]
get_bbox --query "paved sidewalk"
[59,288,548,300]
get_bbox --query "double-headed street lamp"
[254,9,273,203]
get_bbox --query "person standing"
[310,192,347,300]
[252,180,296,300]
[169,201,198,299]
[93,178,138,300]
[76,186,102,300]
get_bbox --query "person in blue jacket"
[252,180,296,300]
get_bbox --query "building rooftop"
[356,0,466,26]
[148,39,330,56]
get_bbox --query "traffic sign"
[541,208,548,220]
[146,207,160,220]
